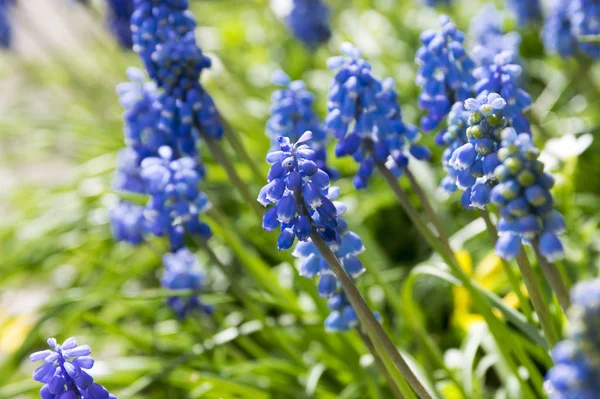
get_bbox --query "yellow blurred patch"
[452,250,522,331]
[0,313,35,354]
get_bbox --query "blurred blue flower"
[285,0,331,49]
[324,289,358,332]
[543,0,578,58]
[546,279,600,398]
[415,15,475,132]
[469,4,521,66]
[141,146,212,252]
[571,0,600,59]
[109,200,148,245]
[162,248,213,318]
[258,132,341,249]
[0,0,13,49]
[106,0,133,49]
[505,0,541,27]
[473,52,532,132]
[435,101,468,193]
[30,337,116,399]
[449,92,507,209]
[268,71,337,179]
[420,0,452,6]
[326,43,429,189]
[491,129,565,261]
[131,0,223,159]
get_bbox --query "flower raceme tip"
[30,337,115,399]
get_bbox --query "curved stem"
[356,328,406,399]
[375,161,532,393]
[220,116,264,183]
[514,248,560,347]
[404,167,449,245]
[202,134,264,220]
[479,210,535,324]
[533,240,571,313]
[311,231,430,399]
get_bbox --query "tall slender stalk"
[356,328,406,399]
[533,239,571,313]
[220,116,264,183]
[374,161,532,393]
[514,248,560,347]
[311,231,430,399]
[201,134,264,219]
[404,167,449,245]
[479,210,535,324]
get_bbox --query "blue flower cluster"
[543,0,578,58]
[268,71,337,179]
[285,0,331,49]
[571,0,600,58]
[325,43,430,189]
[0,0,12,49]
[473,52,532,133]
[325,289,358,332]
[415,15,475,132]
[469,4,521,67]
[258,132,338,250]
[449,93,507,209]
[141,146,212,252]
[491,129,565,262]
[106,0,133,49]
[30,337,116,399]
[436,102,468,194]
[505,0,542,27]
[421,0,453,6]
[162,248,212,318]
[131,0,223,159]
[546,279,600,398]
[543,0,600,59]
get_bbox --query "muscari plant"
[284,0,331,49]
[105,0,134,49]
[24,1,600,398]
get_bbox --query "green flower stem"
[310,231,428,399]
[533,239,571,313]
[404,167,450,245]
[579,34,600,43]
[514,248,560,347]
[220,116,264,183]
[479,210,535,324]
[375,161,530,392]
[194,237,306,366]
[202,134,264,220]
[356,328,406,399]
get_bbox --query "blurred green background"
[1,0,599,398]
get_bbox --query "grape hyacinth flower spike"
[469,4,521,67]
[546,279,600,397]
[450,92,507,209]
[30,337,116,399]
[570,0,600,59]
[0,0,13,49]
[131,0,223,158]
[491,129,566,262]
[141,146,212,252]
[268,71,337,179]
[258,131,432,399]
[162,248,213,318]
[258,131,338,250]
[285,0,332,49]
[543,0,578,58]
[325,43,430,189]
[415,15,475,132]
